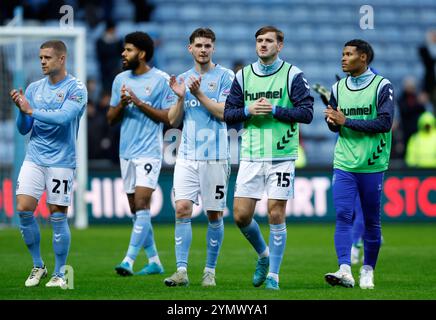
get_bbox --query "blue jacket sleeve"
[223,77,250,124]
[16,111,34,135]
[343,83,394,133]
[273,73,314,124]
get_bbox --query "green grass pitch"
[1,223,435,300]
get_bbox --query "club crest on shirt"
[56,91,65,103]
[144,86,152,96]
[208,82,217,92]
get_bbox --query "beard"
[122,54,140,70]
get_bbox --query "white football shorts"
[234,160,295,200]
[173,158,230,212]
[120,157,162,193]
[16,161,75,206]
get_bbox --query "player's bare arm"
[10,88,33,115]
[125,87,170,126]
[187,75,225,120]
[168,75,186,127]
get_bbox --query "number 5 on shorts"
[215,185,225,199]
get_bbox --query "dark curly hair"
[124,31,154,62]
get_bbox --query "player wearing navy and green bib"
[324,40,394,290]
[164,28,234,288]
[224,26,314,290]
[108,32,176,277]
[10,40,87,288]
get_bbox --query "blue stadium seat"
[290,6,310,22]
[160,23,187,40]
[152,5,178,21]
[295,25,314,41]
[180,5,203,21]
[166,59,192,76]
[113,0,134,21]
[163,40,189,60]
[226,24,252,41]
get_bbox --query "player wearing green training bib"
[224,26,314,290]
[334,74,392,172]
[324,39,394,290]
[240,61,299,160]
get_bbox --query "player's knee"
[336,210,353,225]
[175,201,192,219]
[266,200,286,224]
[134,199,150,211]
[268,210,285,224]
[47,204,68,214]
[234,215,251,228]
[16,201,36,212]
[233,209,251,228]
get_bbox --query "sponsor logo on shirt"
[244,88,283,101]
[222,89,230,96]
[68,93,83,104]
[185,97,218,108]
[342,104,372,116]
[166,94,175,102]
[36,94,43,102]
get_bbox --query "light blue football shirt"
[110,68,176,160]
[178,64,234,160]
[23,74,87,168]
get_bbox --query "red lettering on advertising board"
[384,176,436,218]
[418,178,436,217]
[384,177,403,217]
[402,177,420,216]
[4,179,14,218]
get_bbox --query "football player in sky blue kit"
[10,40,87,288]
[164,28,234,287]
[324,39,394,289]
[108,32,175,277]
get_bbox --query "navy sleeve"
[344,83,394,133]
[223,77,250,124]
[273,73,314,124]
[326,89,340,132]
